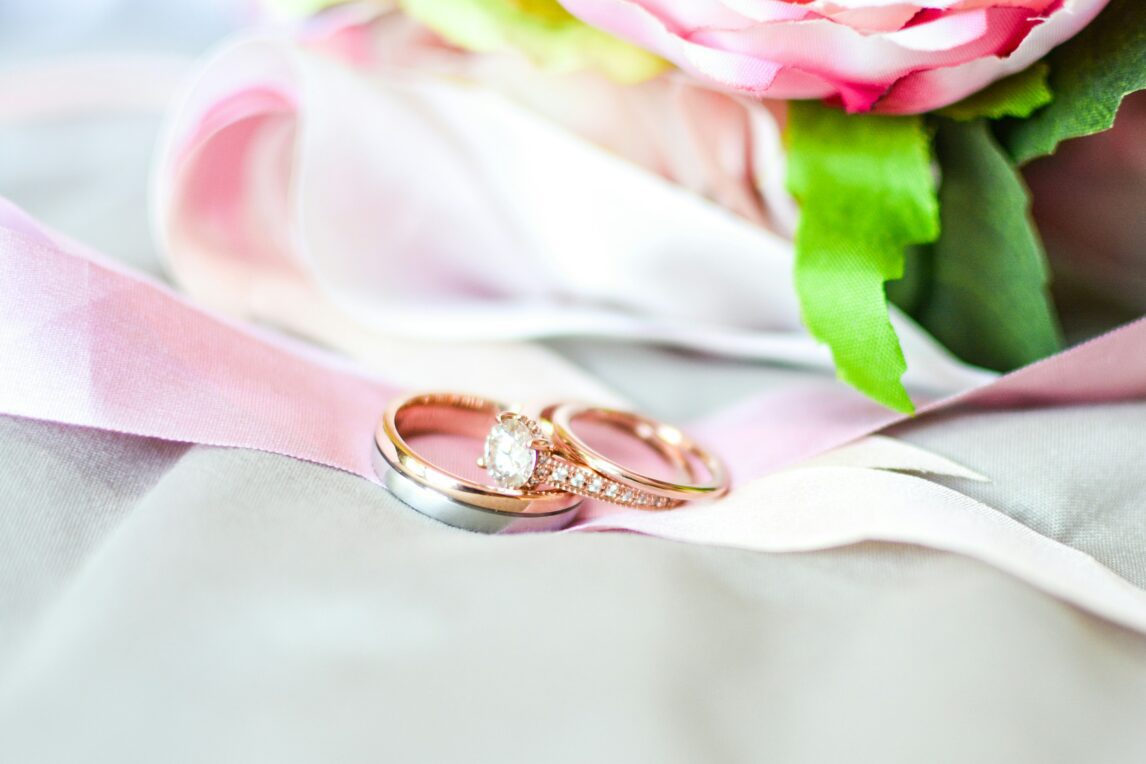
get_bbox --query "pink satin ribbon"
[2,198,1145,505]
[13,199,1146,636]
[0,201,396,481]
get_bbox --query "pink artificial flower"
[555,0,1111,113]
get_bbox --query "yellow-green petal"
[399,0,668,83]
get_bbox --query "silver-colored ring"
[373,447,581,534]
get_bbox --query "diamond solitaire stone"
[484,418,538,489]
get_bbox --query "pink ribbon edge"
[2,199,1145,496]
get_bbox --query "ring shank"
[380,457,580,534]
[542,403,729,503]
[392,393,499,439]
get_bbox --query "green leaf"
[916,119,1062,370]
[786,102,940,413]
[399,0,668,83]
[938,63,1052,121]
[1003,0,1146,163]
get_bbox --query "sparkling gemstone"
[570,471,586,487]
[605,484,618,498]
[483,418,537,489]
[588,477,604,493]
[552,466,569,482]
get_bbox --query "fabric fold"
[6,203,1146,635]
[152,33,992,399]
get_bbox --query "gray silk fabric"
[4,4,1146,761]
[2,409,1146,763]
[891,405,1146,589]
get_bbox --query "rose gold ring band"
[541,402,730,504]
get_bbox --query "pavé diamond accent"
[524,451,673,510]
